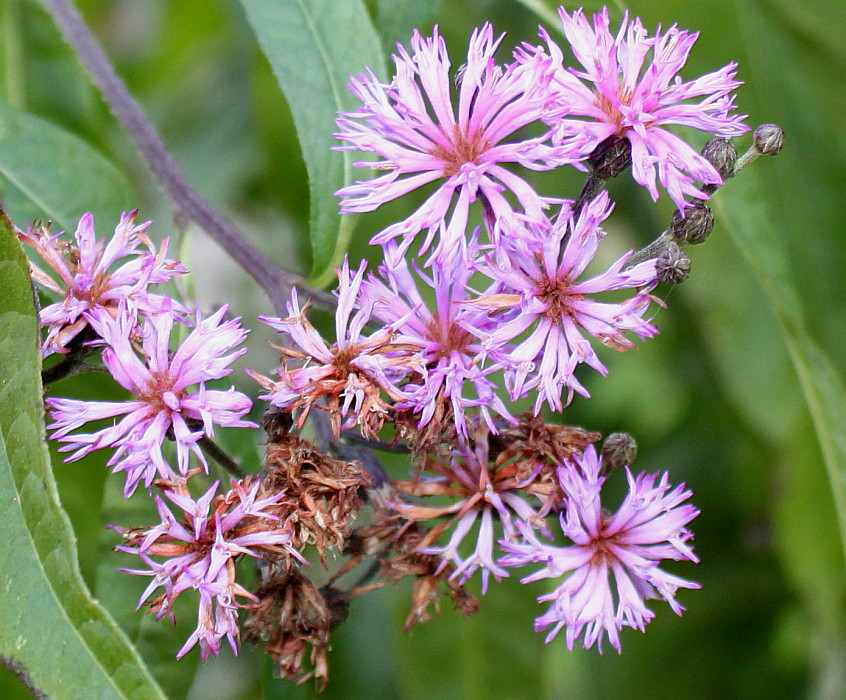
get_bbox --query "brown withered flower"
[488,411,601,506]
[342,511,479,633]
[245,565,347,690]
[261,432,371,564]
[392,420,561,593]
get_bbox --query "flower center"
[430,125,491,178]
[426,315,473,360]
[594,92,629,133]
[139,372,182,412]
[331,346,358,381]
[536,275,581,322]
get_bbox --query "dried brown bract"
[344,512,479,632]
[245,566,346,690]
[262,432,371,563]
[490,412,601,465]
[391,402,457,459]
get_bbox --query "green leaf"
[0,208,164,699]
[375,0,443,51]
[0,100,133,232]
[95,476,201,699]
[715,167,846,566]
[237,0,386,287]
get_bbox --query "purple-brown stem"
[38,0,337,317]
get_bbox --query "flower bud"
[261,407,293,440]
[601,432,638,473]
[701,138,737,180]
[656,242,691,284]
[670,201,714,245]
[588,136,632,179]
[753,123,784,156]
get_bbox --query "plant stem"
[40,326,100,384]
[627,229,673,267]
[198,435,246,480]
[572,172,607,219]
[38,0,337,317]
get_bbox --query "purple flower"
[499,445,700,652]
[359,247,512,439]
[115,478,301,660]
[524,7,748,209]
[251,258,412,438]
[47,303,256,495]
[397,423,548,593]
[18,211,187,357]
[335,24,580,263]
[474,193,659,411]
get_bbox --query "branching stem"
[38,0,337,317]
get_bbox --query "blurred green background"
[2,0,845,697]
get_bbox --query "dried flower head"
[397,422,550,592]
[261,432,371,563]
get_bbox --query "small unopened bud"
[656,242,691,284]
[588,136,632,179]
[670,201,714,245]
[261,407,293,440]
[754,123,784,156]
[701,138,737,180]
[601,432,638,473]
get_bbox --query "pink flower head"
[115,478,302,660]
[335,24,581,264]
[359,246,513,439]
[474,193,659,411]
[251,258,412,438]
[526,7,748,210]
[499,445,700,652]
[18,211,188,357]
[47,303,257,495]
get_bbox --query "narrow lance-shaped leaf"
[716,169,846,565]
[237,0,386,287]
[0,206,165,699]
[0,99,133,231]
[95,476,202,699]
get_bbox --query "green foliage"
[0,99,133,231]
[0,209,163,699]
[375,0,444,51]
[0,0,844,697]
[237,0,386,287]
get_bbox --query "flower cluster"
[258,4,744,655]
[25,211,269,659]
[24,3,770,685]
